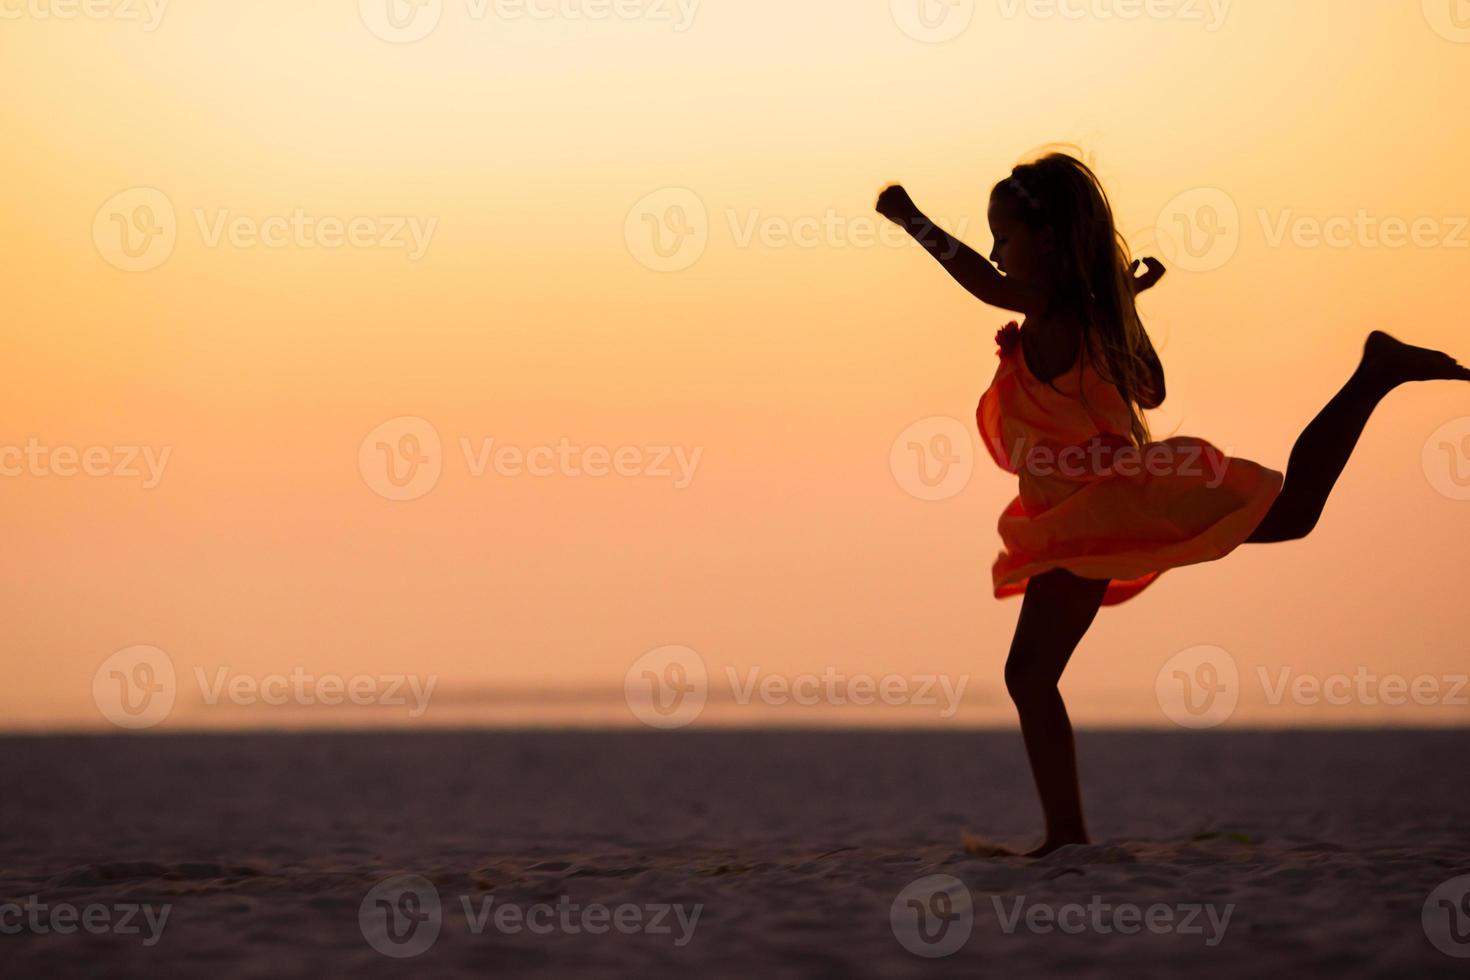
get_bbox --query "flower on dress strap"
[995,321,1021,358]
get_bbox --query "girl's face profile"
[987,193,1047,287]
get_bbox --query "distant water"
[8,675,1469,731]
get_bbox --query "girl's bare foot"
[1023,834,1089,858]
[1362,330,1470,387]
[960,832,1018,857]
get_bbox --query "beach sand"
[2,729,1468,977]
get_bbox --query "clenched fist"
[876,184,920,225]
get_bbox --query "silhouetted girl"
[877,152,1470,856]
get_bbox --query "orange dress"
[976,323,1283,605]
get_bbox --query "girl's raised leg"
[1004,567,1110,857]
[1248,331,1470,544]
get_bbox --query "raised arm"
[876,184,1043,315]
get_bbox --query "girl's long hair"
[992,151,1160,446]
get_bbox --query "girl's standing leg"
[1004,567,1111,857]
[1249,331,1470,544]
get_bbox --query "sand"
[2,729,1468,978]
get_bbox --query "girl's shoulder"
[1018,312,1086,384]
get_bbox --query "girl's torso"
[978,318,1139,511]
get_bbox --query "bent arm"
[899,212,1042,314]
[1136,330,1166,408]
[1128,257,1167,406]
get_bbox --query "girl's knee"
[1005,658,1059,705]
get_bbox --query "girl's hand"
[876,184,920,225]
[1130,256,1167,292]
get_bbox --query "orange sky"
[2,0,1468,730]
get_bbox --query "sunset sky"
[3,0,1468,729]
